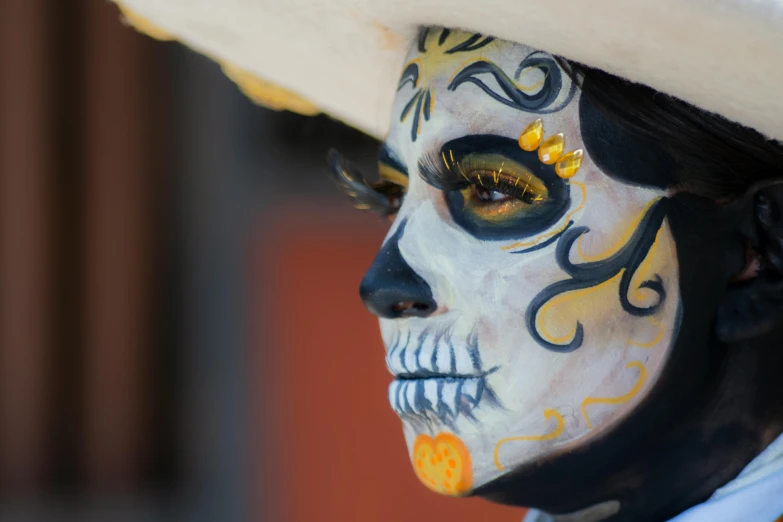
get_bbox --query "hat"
[112,0,783,142]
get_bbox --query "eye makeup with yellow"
[377,145,410,216]
[419,135,570,240]
[452,153,549,224]
[379,163,409,189]
[326,147,408,216]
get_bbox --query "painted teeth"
[385,329,481,378]
[388,382,398,406]
[454,342,474,375]
[462,377,479,403]
[384,329,492,422]
[418,334,437,370]
[423,379,438,408]
[388,376,485,420]
[441,381,459,415]
[434,337,452,373]
[405,379,418,414]
[405,336,420,372]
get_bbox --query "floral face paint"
[332,28,682,495]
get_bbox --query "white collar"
[709,433,783,501]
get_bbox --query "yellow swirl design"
[537,273,621,344]
[493,408,565,470]
[581,361,647,429]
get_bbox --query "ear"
[716,181,783,343]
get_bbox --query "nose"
[359,220,437,319]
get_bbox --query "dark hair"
[558,59,783,200]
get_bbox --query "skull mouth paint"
[385,327,500,425]
[331,27,682,496]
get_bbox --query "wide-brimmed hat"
[113,0,783,142]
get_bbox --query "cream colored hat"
[113,0,783,142]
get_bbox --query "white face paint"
[360,28,681,496]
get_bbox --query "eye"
[327,149,408,217]
[418,135,570,240]
[452,156,550,212]
[453,167,550,229]
[373,180,406,216]
[378,162,409,216]
[475,186,510,203]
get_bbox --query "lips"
[385,328,498,423]
[389,375,488,419]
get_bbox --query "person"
[111,3,783,521]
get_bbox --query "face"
[333,28,682,497]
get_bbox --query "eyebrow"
[379,144,409,177]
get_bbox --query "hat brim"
[114,0,783,142]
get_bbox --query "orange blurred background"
[258,213,524,521]
[0,1,527,520]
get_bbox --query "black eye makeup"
[326,146,409,217]
[418,135,570,240]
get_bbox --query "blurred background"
[0,1,526,520]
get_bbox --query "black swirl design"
[448,52,576,115]
[526,198,669,353]
[398,28,496,142]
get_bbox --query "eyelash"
[327,149,405,216]
[419,151,545,204]
[374,180,406,213]
[454,159,545,204]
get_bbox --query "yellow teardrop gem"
[555,149,584,179]
[518,119,544,152]
[538,133,565,165]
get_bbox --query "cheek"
[512,217,678,418]
[473,183,679,376]
[473,256,561,322]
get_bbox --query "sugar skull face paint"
[333,28,682,495]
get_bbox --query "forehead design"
[396,28,576,143]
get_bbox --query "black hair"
[557,59,783,200]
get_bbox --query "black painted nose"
[359,220,437,319]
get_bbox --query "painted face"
[333,28,682,497]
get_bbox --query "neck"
[477,331,783,522]
[599,332,783,521]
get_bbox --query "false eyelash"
[419,150,546,203]
[326,149,403,215]
[418,149,467,191]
